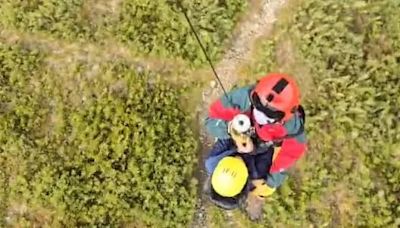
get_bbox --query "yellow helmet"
[211,156,248,197]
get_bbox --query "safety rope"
[178,3,231,103]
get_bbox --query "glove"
[255,124,287,142]
[228,121,254,153]
[250,179,276,198]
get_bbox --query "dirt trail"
[206,0,286,103]
[193,0,287,227]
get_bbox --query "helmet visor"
[251,92,285,121]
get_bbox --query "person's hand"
[255,124,286,142]
[236,136,254,153]
[250,179,276,198]
[228,121,254,153]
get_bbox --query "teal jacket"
[205,85,307,188]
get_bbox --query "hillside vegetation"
[239,0,400,226]
[0,0,399,227]
[0,43,198,227]
[0,0,248,227]
[0,0,247,65]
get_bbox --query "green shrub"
[111,0,247,65]
[242,0,400,227]
[0,43,197,227]
[0,0,92,40]
[0,0,247,65]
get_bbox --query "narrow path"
[193,0,287,227]
[207,0,287,101]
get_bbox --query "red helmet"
[251,73,300,121]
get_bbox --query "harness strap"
[280,105,305,140]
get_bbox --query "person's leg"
[204,138,235,175]
[242,175,266,221]
[203,139,236,200]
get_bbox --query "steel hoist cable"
[178,3,232,103]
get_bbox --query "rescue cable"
[178,3,305,141]
[179,4,231,103]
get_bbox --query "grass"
[0,0,249,226]
[2,0,398,227]
[235,0,400,227]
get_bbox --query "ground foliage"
[0,0,247,65]
[0,0,248,226]
[114,0,247,65]
[1,0,399,227]
[242,0,400,227]
[0,43,197,227]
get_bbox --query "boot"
[244,193,265,221]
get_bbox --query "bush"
[242,0,400,227]
[0,0,247,65]
[0,43,197,227]
[112,0,247,65]
[0,0,92,40]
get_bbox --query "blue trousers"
[204,139,273,180]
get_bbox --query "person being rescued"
[203,73,307,220]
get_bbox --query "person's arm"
[266,115,307,189]
[269,134,306,173]
[204,118,231,139]
[250,135,306,197]
[250,110,307,197]
[205,86,253,139]
[266,171,288,188]
[269,111,307,173]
